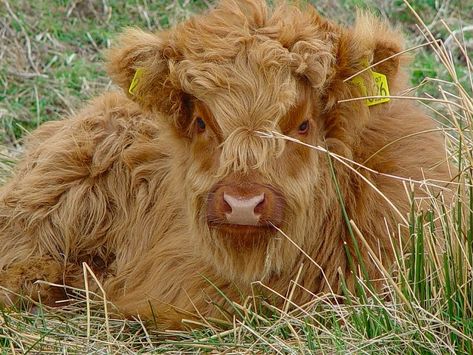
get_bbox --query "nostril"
[254,194,266,214]
[222,196,232,213]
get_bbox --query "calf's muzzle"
[207,183,285,230]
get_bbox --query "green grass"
[1,0,473,353]
[0,0,206,146]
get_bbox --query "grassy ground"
[0,0,473,353]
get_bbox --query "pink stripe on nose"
[223,193,264,226]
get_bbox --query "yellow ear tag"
[128,68,144,95]
[352,70,390,107]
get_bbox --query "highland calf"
[0,0,452,329]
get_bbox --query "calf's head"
[107,0,404,284]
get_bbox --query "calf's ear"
[333,12,406,95]
[320,13,408,147]
[106,28,186,119]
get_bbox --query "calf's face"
[179,57,327,282]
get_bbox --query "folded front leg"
[0,256,78,307]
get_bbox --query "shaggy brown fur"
[0,0,452,329]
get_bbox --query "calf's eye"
[196,117,206,132]
[298,120,309,134]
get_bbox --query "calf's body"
[0,0,452,329]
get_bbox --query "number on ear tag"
[352,70,390,107]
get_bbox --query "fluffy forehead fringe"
[166,0,337,127]
[171,0,336,69]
